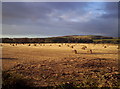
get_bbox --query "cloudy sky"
[2,2,118,38]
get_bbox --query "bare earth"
[1,43,119,87]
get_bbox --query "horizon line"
[1,35,118,38]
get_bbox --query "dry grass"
[2,43,119,88]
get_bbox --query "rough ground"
[1,43,119,87]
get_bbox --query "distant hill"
[53,35,114,40]
[1,35,119,44]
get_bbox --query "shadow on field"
[0,58,18,60]
[2,71,117,89]
[2,71,89,89]
[2,57,119,89]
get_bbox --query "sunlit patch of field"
[1,43,119,88]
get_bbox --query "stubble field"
[1,43,120,88]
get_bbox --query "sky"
[2,2,118,38]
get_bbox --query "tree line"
[1,37,119,44]
[1,38,93,43]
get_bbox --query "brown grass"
[2,43,119,88]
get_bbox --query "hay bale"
[28,44,30,46]
[87,49,93,54]
[117,47,119,49]
[90,49,92,54]
[67,45,70,47]
[34,44,37,46]
[59,45,61,47]
[81,46,87,50]
[73,49,77,54]
[71,46,74,48]
[104,46,107,48]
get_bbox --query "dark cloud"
[100,2,118,18]
[2,2,52,20]
[2,2,118,37]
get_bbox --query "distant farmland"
[1,35,119,44]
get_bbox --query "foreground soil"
[1,43,119,88]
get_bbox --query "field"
[1,43,120,88]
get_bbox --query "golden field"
[1,43,120,88]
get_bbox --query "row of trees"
[1,38,93,43]
[1,37,119,44]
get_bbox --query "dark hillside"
[1,35,119,44]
